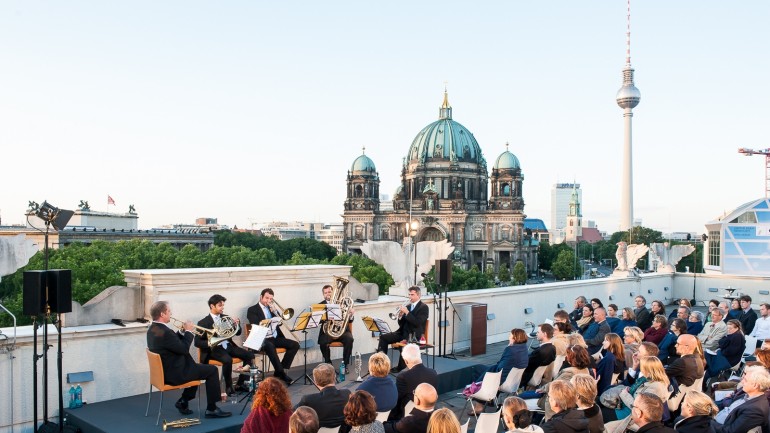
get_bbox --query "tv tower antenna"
[738,147,770,197]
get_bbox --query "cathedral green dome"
[494,145,520,170]
[406,91,485,166]
[350,150,377,175]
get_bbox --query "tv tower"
[616,0,641,231]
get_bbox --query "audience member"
[552,322,570,356]
[602,356,670,423]
[584,307,611,355]
[712,366,770,433]
[674,390,717,433]
[390,343,438,420]
[570,374,604,433]
[688,311,704,335]
[576,305,595,335]
[590,298,604,310]
[643,315,669,345]
[661,319,687,364]
[541,381,589,433]
[570,297,588,325]
[242,377,293,433]
[520,345,592,420]
[502,396,544,433]
[705,299,720,323]
[294,363,351,429]
[289,406,320,433]
[344,391,384,433]
[521,324,556,387]
[383,383,437,433]
[622,326,644,369]
[357,353,397,412]
[698,308,727,352]
[635,296,652,331]
[739,295,758,335]
[553,310,571,326]
[426,408,460,433]
[466,328,528,413]
[595,333,625,395]
[728,299,742,320]
[630,392,675,433]
[606,304,620,331]
[750,303,770,346]
[668,301,690,322]
[650,300,666,319]
[614,308,637,338]
[705,319,745,379]
[666,334,704,390]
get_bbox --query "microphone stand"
[443,293,461,360]
[422,274,441,361]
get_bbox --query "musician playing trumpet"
[246,288,299,385]
[194,294,255,395]
[318,284,355,373]
[376,286,429,372]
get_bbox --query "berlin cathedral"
[342,91,538,274]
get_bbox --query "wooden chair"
[145,349,201,426]
[390,320,434,368]
[328,322,353,355]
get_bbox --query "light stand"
[443,293,461,359]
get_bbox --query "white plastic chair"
[668,374,704,412]
[462,370,502,420]
[404,400,415,416]
[474,408,502,433]
[744,335,758,357]
[318,427,341,433]
[375,410,391,422]
[527,364,550,388]
[498,367,525,397]
[460,418,470,433]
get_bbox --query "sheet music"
[244,325,269,351]
[326,303,342,321]
[311,311,324,327]
[373,318,391,334]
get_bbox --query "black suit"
[521,341,556,387]
[377,300,429,369]
[294,386,351,428]
[740,308,759,335]
[146,322,221,411]
[246,303,300,378]
[317,299,355,365]
[636,306,652,330]
[713,393,770,433]
[194,313,254,389]
[389,362,438,421]
[383,407,431,433]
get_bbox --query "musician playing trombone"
[246,288,299,385]
[194,294,255,395]
[376,286,429,372]
[146,300,232,419]
[318,284,355,373]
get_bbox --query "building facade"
[342,92,538,273]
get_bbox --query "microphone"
[420,273,428,278]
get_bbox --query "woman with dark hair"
[643,315,668,345]
[660,318,687,364]
[590,298,604,310]
[464,328,529,412]
[552,322,570,357]
[595,333,625,395]
[241,377,293,433]
[606,304,620,332]
[344,391,383,433]
[612,308,637,338]
[728,299,742,319]
[576,305,595,335]
[650,300,666,317]
[705,299,720,323]
[705,319,746,379]
[502,396,544,433]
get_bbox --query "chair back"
[744,335,758,357]
[146,349,166,390]
[527,364,549,387]
[460,418,470,433]
[318,427,341,433]
[474,408,502,433]
[668,374,705,411]
[404,400,415,416]
[499,367,525,394]
[375,410,391,422]
[611,372,620,385]
[472,370,502,402]
[545,354,565,381]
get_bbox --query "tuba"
[322,276,353,339]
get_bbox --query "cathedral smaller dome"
[351,148,377,174]
[494,144,520,170]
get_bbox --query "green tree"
[552,250,580,280]
[609,226,664,246]
[447,265,494,291]
[484,264,495,281]
[498,264,511,284]
[512,261,527,285]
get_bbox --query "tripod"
[442,294,461,359]
[238,367,263,415]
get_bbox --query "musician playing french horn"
[246,288,299,385]
[194,294,255,395]
[318,283,355,373]
[376,286,429,372]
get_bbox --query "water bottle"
[68,386,76,409]
[75,384,83,408]
[339,362,346,382]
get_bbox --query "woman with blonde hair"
[426,408,461,433]
[357,352,397,412]
[570,374,604,433]
[567,333,588,349]
[674,390,717,433]
[602,356,670,422]
[622,326,643,368]
[502,396,544,433]
[241,377,293,433]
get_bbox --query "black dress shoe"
[175,400,193,416]
[233,384,249,393]
[204,408,232,418]
[225,386,235,396]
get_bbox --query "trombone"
[260,300,300,340]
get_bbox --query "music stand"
[292,311,322,385]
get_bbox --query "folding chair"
[404,400,415,416]
[526,364,550,390]
[460,418,470,433]
[145,349,201,426]
[543,355,565,383]
[375,410,391,422]
[461,370,502,421]
[668,374,704,412]
[390,320,434,368]
[474,408,502,433]
[498,367,525,399]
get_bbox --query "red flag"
[107,195,115,205]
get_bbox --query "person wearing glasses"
[665,334,704,390]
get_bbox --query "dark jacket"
[687,320,704,336]
[395,301,429,342]
[674,415,716,433]
[713,393,770,433]
[247,302,289,339]
[541,408,589,433]
[478,342,528,383]
[636,307,652,330]
[637,421,676,433]
[390,363,438,421]
[383,407,431,433]
[740,308,759,335]
[570,307,584,325]
[718,331,746,368]
[294,386,351,428]
[644,326,668,345]
[665,354,704,387]
[578,404,605,433]
[146,322,198,386]
[658,331,677,363]
[585,320,611,355]
[194,313,242,362]
[595,350,617,396]
[521,342,556,387]
[357,376,397,412]
[612,319,637,338]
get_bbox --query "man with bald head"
[383,383,437,433]
[666,334,704,388]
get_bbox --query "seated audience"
[383,383,437,433]
[614,308,638,338]
[521,345,593,420]
[590,298,603,309]
[698,308,727,352]
[344,390,384,433]
[674,390,717,433]
[426,408,461,433]
[552,322,570,356]
[668,299,691,322]
[595,333,625,395]
[242,377,293,433]
[289,406,320,433]
[569,297,588,326]
[688,311,704,335]
[606,303,621,332]
[644,315,669,345]
[576,305,595,335]
[294,363,351,429]
[635,296,652,331]
[738,295,758,335]
[749,303,770,347]
[622,326,644,369]
[705,299,720,323]
[712,366,770,433]
[584,307,611,355]
[666,334,704,391]
[541,380,589,433]
[629,392,675,433]
[728,299,742,320]
[661,319,687,364]
[390,343,438,421]
[521,324,556,388]
[502,396,544,433]
[357,353,397,412]
[466,328,528,413]
[650,300,666,319]
[705,319,745,379]
[601,356,671,423]
[570,374,604,433]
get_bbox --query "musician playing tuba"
[194,294,255,396]
[376,286,429,372]
[246,288,300,385]
[318,279,355,373]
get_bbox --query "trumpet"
[163,418,200,430]
[389,300,410,320]
[170,317,215,337]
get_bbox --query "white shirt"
[751,316,770,340]
[261,304,278,338]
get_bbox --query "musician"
[318,284,355,372]
[246,288,300,385]
[194,294,255,395]
[376,286,429,372]
[146,300,232,418]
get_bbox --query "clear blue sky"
[2,1,768,235]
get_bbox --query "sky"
[1,1,769,235]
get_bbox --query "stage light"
[35,201,74,231]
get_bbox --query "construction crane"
[738,147,770,198]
